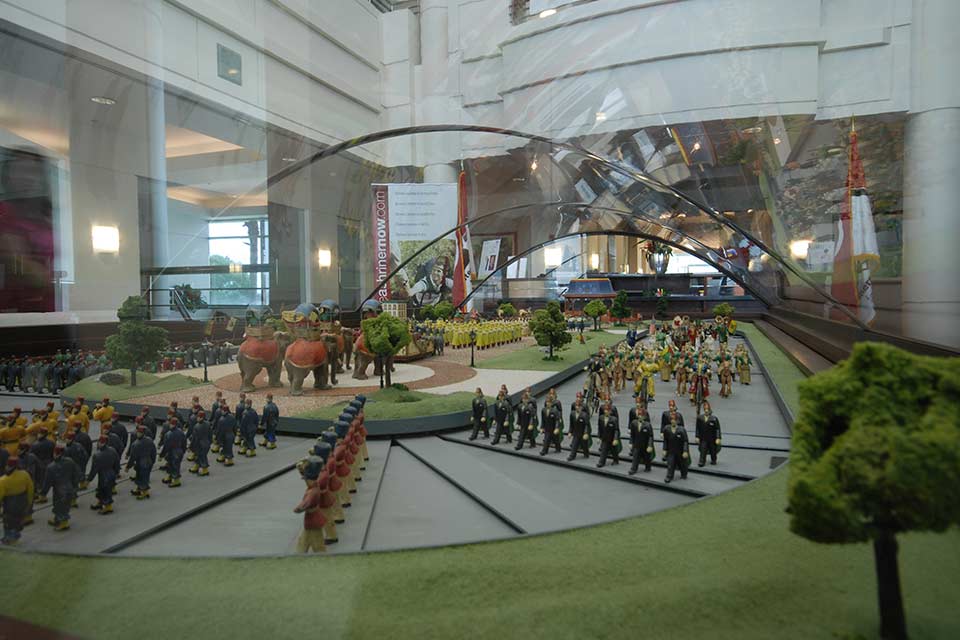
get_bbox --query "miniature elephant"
[237,332,292,392]
[352,335,394,380]
[338,327,355,373]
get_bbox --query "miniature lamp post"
[469,329,477,367]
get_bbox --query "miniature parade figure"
[663,416,690,483]
[63,431,89,487]
[735,344,752,385]
[42,443,81,530]
[160,418,186,488]
[596,400,622,468]
[468,388,489,441]
[539,396,563,456]
[628,405,655,475]
[127,425,157,498]
[491,389,514,445]
[260,393,280,449]
[0,457,34,545]
[635,354,658,404]
[718,359,734,398]
[660,399,685,462]
[88,435,119,514]
[234,393,247,446]
[240,398,259,457]
[567,393,591,461]
[29,428,54,503]
[209,391,224,452]
[216,407,237,466]
[695,402,722,466]
[189,411,212,476]
[514,388,538,450]
[293,456,329,554]
[108,416,128,457]
[689,356,711,408]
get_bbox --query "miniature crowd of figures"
[154,342,238,371]
[0,392,281,545]
[582,315,752,414]
[0,351,114,394]
[294,395,368,554]
[469,386,723,483]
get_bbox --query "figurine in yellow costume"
[634,352,658,404]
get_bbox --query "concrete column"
[419,0,457,184]
[901,0,960,348]
[143,3,170,316]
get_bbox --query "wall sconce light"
[91,225,119,254]
[590,253,600,270]
[544,246,562,268]
[318,248,332,268]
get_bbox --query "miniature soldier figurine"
[234,393,247,445]
[468,388,489,440]
[567,393,591,461]
[108,416,128,457]
[216,406,237,466]
[126,425,157,499]
[16,442,40,525]
[162,418,187,487]
[63,431,89,487]
[88,435,119,514]
[514,388,538,450]
[628,397,646,457]
[209,390,224,452]
[293,456,329,554]
[735,344,752,385]
[539,400,563,456]
[260,394,280,449]
[240,399,259,457]
[596,400,622,468]
[29,429,54,503]
[189,411,212,476]
[660,399,685,461]
[42,444,80,530]
[0,457,34,545]
[695,402,722,466]
[628,406,655,475]
[663,416,690,483]
[490,389,514,445]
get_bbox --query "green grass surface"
[476,330,622,371]
[61,370,205,401]
[294,388,491,420]
[2,326,958,640]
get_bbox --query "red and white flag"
[830,122,880,324]
[452,170,473,312]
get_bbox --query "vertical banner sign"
[371,184,391,302]
[452,171,473,311]
[371,183,458,308]
[478,239,502,278]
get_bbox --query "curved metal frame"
[216,123,863,327]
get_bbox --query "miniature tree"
[419,304,436,321]
[104,296,169,387]
[712,302,735,318]
[528,301,571,360]
[609,291,631,325]
[655,288,669,318]
[361,312,412,387]
[787,343,960,640]
[498,302,517,318]
[433,301,455,320]
[582,299,608,331]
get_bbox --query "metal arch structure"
[217,123,864,327]
[462,229,778,309]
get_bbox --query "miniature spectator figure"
[468,388,489,440]
[126,424,157,499]
[695,402,722,466]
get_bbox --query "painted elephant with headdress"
[237,306,292,392]
[282,303,338,395]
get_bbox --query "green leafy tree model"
[418,304,436,321]
[712,302,735,318]
[104,296,169,387]
[582,299,608,331]
[362,312,412,387]
[609,291,631,325]
[433,301,455,320]
[528,301,572,360]
[787,343,960,640]
[498,302,517,318]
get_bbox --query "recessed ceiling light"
[774,137,782,145]
[692,141,701,152]
[595,112,607,122]
[539,9,557,18]
[90,96,116,105]
[826,146,844,155]
[282,157,297,162]
[530,160,538,171]
[741,126,763,134]
[226,68,239,76]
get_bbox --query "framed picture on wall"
[471,233,516,280]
